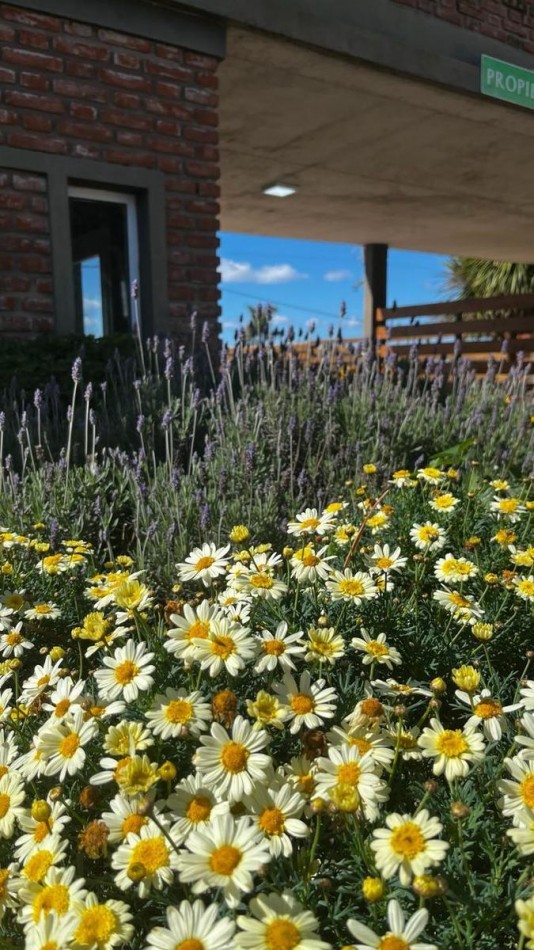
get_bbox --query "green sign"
[481,54,534,110]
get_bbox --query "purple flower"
[71,358,82,383]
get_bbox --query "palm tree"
[445,258,534,299]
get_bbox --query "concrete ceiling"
[218,27,534,261]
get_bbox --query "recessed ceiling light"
[262,183,296,198]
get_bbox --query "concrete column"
[363,243,388,342]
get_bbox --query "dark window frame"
[1,147,169,337]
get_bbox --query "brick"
[0,107,18,124]
[23,113,53,133]
[144,59,193,82]
[69,101,98,120]
[155,118,182,136]
[12,174,46,192]
[112,92,140,109]
[98,68,151,91]
[115,130,144,147]
[97,29,151,52]
[0,66,15,83]
[154,43,183,61]
[2,275,30,291]
[1,7,61,31]
[185,160,217,178]
[30,196,47,213]
[24,296,53,312]
[100,107,153,130]
[18,30,50,49]
[145,97,188,118]
[7,130,67,152]
[0,24,15,40]
[195,145,219,162]
[19,255,51,273]
[155,80,184,100]
[63,20,94,37]
[14,212,48,233]
[148,136,194,155]
[56,119,113,142]
[66,59,96,79]
[2,47,63,72]
[184,86,217,106]
[195,71,218,90]
[20,71,50,90]
[53,36,110,60]
[53,79,108,102]
[193,108,218,127]
[0,192,26,210]
[113,51,140,69]
[4,90,65,112]
[70,143,100,159]
[183,51,219,70]
[103,148,156,168]
[184,125,218,144]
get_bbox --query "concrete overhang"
[216,24,534,261]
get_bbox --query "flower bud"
[158,761,177,782]
[49,646,65,661]
[31,800,51,823]
[412,874,443,899]
[48,786,63,802]
[127,863,146,882]
[424,780,439,795]
[452,665,480,693]
[430,677,446,694]
[362,876,385,903]
[451,801,471,820]
[393,704,407,719]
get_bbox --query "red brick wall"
[0,2,221,340]
[0,169,53,336]
[391,0,534,51]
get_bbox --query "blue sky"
[219,233,448,343]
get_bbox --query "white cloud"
[83,296,102,314]
[271,314,289,325]
[222,320,239,330]
[324,269,352,282]
[219,258,307,285]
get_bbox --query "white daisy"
[499,756,534,824]
[194,618,256,678]
[433,588,483,625]
[177,543,230,587]
[287,508,336,537]
[351,630,402,669]
[429,492,459,515]
[111,823,182,897]
[175,814,271,908]
[145,688,211,739]
[368,544,408,575]
[456,689,521,741]
[144,899,236,950]
[315,745,388,821]
[24,911,77,950]
[371,809,449,885]
[38,708,99,781]
[94,640,155,702]
[70,892,134,950]
[0,621,32,657]
[434,554,478,585]
[409,522,447,553]
[326,569,377,604]
[247,780,309,857]
[194,715,271,803]
[165,600,223,665]
[167,772,230,843]
[236,891,331,950]
[253,622,305,674]
[18,864,88,929]
[0,771,25,838]
[418,718,485,782]
[290,545,334,583]
[274,671,337,734]
[348,899,437,950]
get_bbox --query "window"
[69,187,140,338]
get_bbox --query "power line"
[221,288,351,320]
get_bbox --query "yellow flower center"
[499,499,518,513]
[419,526,439,542]
[263,639,285,656]
[366,641,389,657]
[73,905,117,946]
[520,774,534,809]
[41,943,57,950]
[302,553,320,567]
[436,730,469,757]
[422,467,441,479]
[299,518,320,530]
[291,693,315,715]
[0,766,7,780]
[259,807,285,835]
[34,820,53,843]
[210,635,235,659]
[195,556,215,571]
[54,699,71,717]
[114,660,139,685]
[209,844,242,875]
[251,573,274,589]
[337,762,361,786]
[185,795,212,823]
[390,821,426,859]
[175,940,204,950]
[434,495,453,508]
[33,884,70,921]
[59,733,80,758]
[448,592,471,608]
[130,837,169,875]
[37,675,51,687]
[338,578,365,597]
[220,741,249,773]
[349,737,372,754]
[518,580,534,597]
[121,814,147,837]
[6,632,22,646]
[0,793,10,818]
[378,938,409,950]
[0,868,8,899]
[474,699,502,719]
[265,919,301,950]
[165,699,193,724]
[35,605,52,615]
[186,620,210,640]
[375,557,394,570]
[24,850,54,882]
